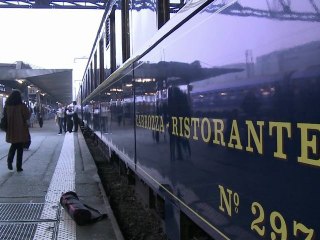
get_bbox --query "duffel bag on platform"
[60,191,107,226]
[0,109,7,132]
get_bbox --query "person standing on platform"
[65,105,74,133]
[56,103,65,135]
[29,106,35,128]
[72,101,80,132]
[4,90,31,172]
[34,103,44,128]
[63,104,68,133]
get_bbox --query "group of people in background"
[56,101,80,134]
[27,102,56,129]
[1,90,81,172]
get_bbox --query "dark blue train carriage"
[78,0,320,239]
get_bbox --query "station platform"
[0,119,124,240]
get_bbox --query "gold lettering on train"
[184,117,191,138]
[135,114,320,168]
[297,123,320,167]
[151,115,155,130]
[201,118,211,143]
[227,120,243,150]
[148,115,152,129]
[191,118,200,140]
[172,117,178,135]
[246,121,264,155]
[159,116,164,132]
[136,115,164,133]
[179,117,184,137]
[218,185,232,216]
[212,119,225,146]
[269,122,291,160]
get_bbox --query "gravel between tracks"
[85,137,167,240]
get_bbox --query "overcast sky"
[0,8,103,69]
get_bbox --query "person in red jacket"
[4,90,30,172]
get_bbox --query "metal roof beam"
[0,0,105,8]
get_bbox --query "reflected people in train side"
[34,102,44,128]
[168,86,192,161]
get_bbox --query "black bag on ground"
[23,132,31,149]
[23,140,31,149]
[0,116,7,131]
[60,191,107,226]
[0,108,7,132]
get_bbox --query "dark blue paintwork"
[82,0,320,239]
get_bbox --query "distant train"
[78,0,320,239]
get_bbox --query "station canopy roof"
[0,62,72,104]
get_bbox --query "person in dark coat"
[34,103,44,128]
[63,104,68,133]
[72,101,80,132]
[4,90,31,172]
[65,105,74,133]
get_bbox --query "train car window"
[158,0,187,30]
[99,37,105,83]
[110,9,117,73]
[94,51,98,88]
[79,84,83,108]
[87,74,90,96]
[87,68,91,95]
[84,74,87,98]
[105,18,110,48]
[122,0,130,62]
[82,74,85,99]
[97,49,101,86]
[157,0,170,29]
[90,62,94,93]
[104,17,113,78]
[82,73,87,98]
[130,0,157,55]
[115,1,123,69]
[105,44,112,79]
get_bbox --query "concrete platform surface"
[0,119,123,240]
